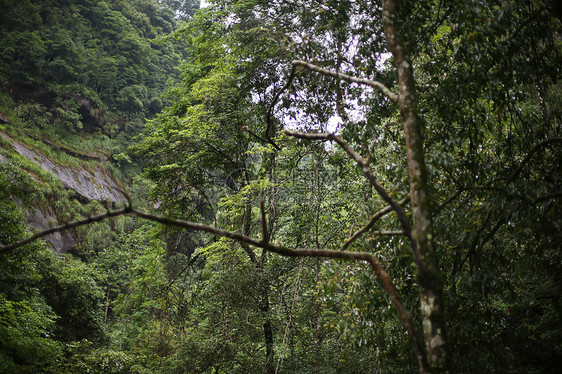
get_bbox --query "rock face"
[1,131,124,252]
[2,132,124,202]
[27,207,76,253]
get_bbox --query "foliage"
[0,294,61,373]
[133,0,561,372]
[0,0,189,170]
[0,165,61,372]
[52,340,149,374]
[1,0,561,373]
[0,163,108,372]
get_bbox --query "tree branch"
[291,60,399,105]
[0,204,424,363]
[130,208,423,362]
[163,253,201,291]
[265,64,297,148]
[242,126,281,150]
[342,196,410,250]
[436,185,504,213]
[0,207,132,254]
[505,138,562,185]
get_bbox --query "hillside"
[0,0,191,251]
[0,0,193,371]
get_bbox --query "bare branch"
[363,255,425,365]
[342,196,410,250]
[292,60,399,105]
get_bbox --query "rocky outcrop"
[1,131,125,252]
[1,132,124,202]
[27,207,76,253]
[9,81,105,133]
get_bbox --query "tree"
[160,0,200,21]
[133,15,287,369]
[2,1,561,373]
[0,162,110,372]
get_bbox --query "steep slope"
[0,0,187,252]
[2,131,123,203]
[0,1,192,371]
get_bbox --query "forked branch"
[133,209,424,364]
[266,60,398,144]
[342,196,410,250]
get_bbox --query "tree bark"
[381,1,448,372]
[260,285,275,374]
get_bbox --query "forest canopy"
[0,0,561,373]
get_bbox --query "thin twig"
[342,196,410,250]
[163,253,201,291]
[437,138,562,214]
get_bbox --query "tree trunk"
[104,285,111,325]
[259,277,275,374]
[381,1,448,372]
[315,258,323,373]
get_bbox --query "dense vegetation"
[1,0,561,373]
